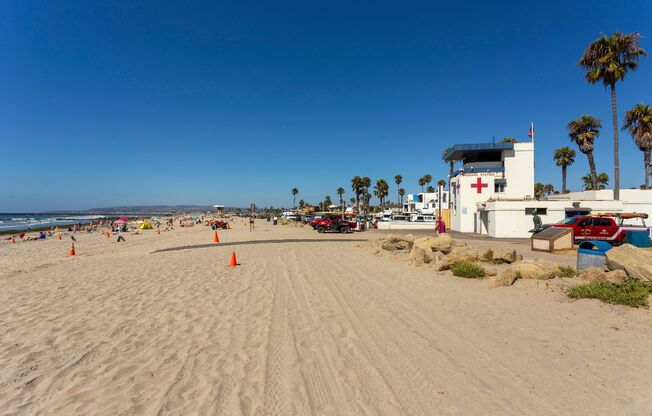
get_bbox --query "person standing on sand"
[435,217,446,235]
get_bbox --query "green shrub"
[451,261,486,279]
[568,280,651,308]
[556,265,578,278]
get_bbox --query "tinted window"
[558,217,579,225]
[578,219,593,227]
[594,218,612,226]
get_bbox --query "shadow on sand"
[152,238,366,254]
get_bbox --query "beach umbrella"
[118,217,129,222]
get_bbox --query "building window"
[525,208,547,215]
[495,182,506,193]
[442,194,447,203]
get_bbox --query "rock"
[492,269,519,287]
[579,268,608,283]
[435,246,480,271]
[605,244,652,283]
[578,268,629,284]
[409,246,426,266]
[606,270,629,284]
[493,249,518,264]
[380,236,414,252]
[413,234,454,254]
[491,259,557,287]
[428,251,447,269]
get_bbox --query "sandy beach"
[2,221,652,415]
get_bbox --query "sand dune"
[1,222,652,415]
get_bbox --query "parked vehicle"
[312,215,353,233]
[550,213,650,245]
[409,214,435,223]
[210,220,229,230]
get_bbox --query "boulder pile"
[370,233,522,270]
[604,244,652,283]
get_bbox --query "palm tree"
[423,174,432,191]
[398,188,405,205]
[351,176,363,208]
[336,187,345,213]
[394,174,403,204]
[298,199,305,209]
[568,115,602,191]
[426,185,435,193]
[291,188,299,209]
[553,146,576,193]
[544,184,555,195]
[623,103,652,189]
[500,138,518,143]
[418,177,427,192]
[350,197,355,205]
[374,179,389,207]
[580,32,646,200]
[582,172,609,190]
[323,195,332,209]
[534,183,545,200]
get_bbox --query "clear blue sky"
[1,0,651,211]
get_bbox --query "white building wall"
[481,197,652,238]
[502,142,534,199]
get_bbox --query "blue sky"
[1,0,651,211]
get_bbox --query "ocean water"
[0,215,106,232]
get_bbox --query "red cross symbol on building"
[470,177,488,193]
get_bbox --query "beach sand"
[1,221,652,415]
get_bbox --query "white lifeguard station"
[444,141,535,234]
[443,139,652,238]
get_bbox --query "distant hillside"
[86,205,220,214]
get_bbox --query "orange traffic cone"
[69,243,76,256]
[229,251,238,267]
[57,232,62,240]
[213,230,220,243]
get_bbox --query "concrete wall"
[376,222,437,230]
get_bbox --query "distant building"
[403,191,448,214]
[443,140,652,238]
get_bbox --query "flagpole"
[531,121,535,146]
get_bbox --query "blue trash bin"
[625,230,650,248]
[577,240,612,270]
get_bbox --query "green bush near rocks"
[451,261,486,279]
[568,280,651,308]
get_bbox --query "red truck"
[310,215,356,233]
[550,213,650,245]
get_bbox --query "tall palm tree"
[582,172,609,190]
[623,103,652,189]
[553,146,576,193]
[423,174,432,191]
[394,174,403,204]
[398,188,405,205]
[336,187,345,213]
[351,176,363,208]
[426,185,435,193]
[568,115,602,191]
[436,179,446,217]
[323,195,332,209]
[374,179,389,207]
[350,197,355,205]
[418,177,427,192]
[580,32,647,200]
[534,183,546,200]
[291,188,299,209]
